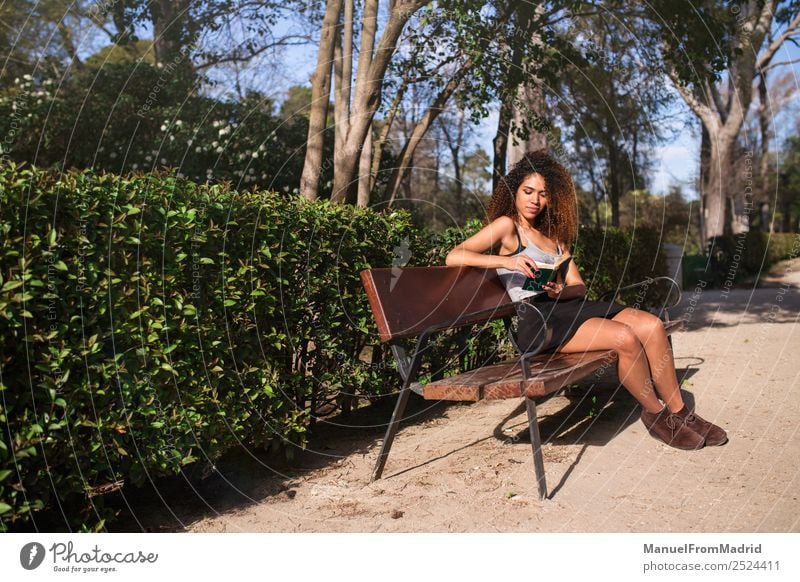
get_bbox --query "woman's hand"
[505,255,539,279]
[542,280,565,299]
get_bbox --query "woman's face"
[515,172,548,223]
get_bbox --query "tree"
[103,1,305,70]
[0,62,313,192]
[383,92,490,229]
[490,0,555,189]
[554,10,674,226]
[746,69,797,231]
[504,2,550,168]
[0,0,96,81]
[279,85,314,123]
[662,0,800,245]
[300,0,429,204]
[1,1,306,86]
[383,0,542,206]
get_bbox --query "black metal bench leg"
[371,335,430,482]
[525,397,548,500]
[371,384,412,481]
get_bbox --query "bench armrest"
[506,300,551,359]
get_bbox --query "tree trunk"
[300,0,343,201]
[508,82,548,166]
[369,75,407,195]
[667,0,799,245]
[148,0,190,65]
[757,71,770,231]
[451,114,464,201]
[57,23,86,73]
[357,124,373,207]
[331,0,415,203]
[436,110,465,201]
[606,131,621,227]
[703,140,733,244]
[385,59,472,207]
[333,0,354,175]
[492,95,512,192]
[507,3,548,166]
[781,195,792,232]
[692,121,744,243]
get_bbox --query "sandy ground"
[115,258,800,533]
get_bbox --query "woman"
[445,150,726,450]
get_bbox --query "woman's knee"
[611,323,643,354]
[635,311,667,342]
[617,308,665,343]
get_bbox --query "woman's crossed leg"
[551,312,726,448]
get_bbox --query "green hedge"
[0,165,419,530]
[691,232,800,288]
[574,225,670,305]
[765,233,799,264]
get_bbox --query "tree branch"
[386,57,473,207]
[761,56,800,72]
[195,35,309,69]
[666,66,718,132]
[756,9,800,71]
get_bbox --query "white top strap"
[519,226,562,256]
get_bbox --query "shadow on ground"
[102,395,460,532]
[11,361,705,530]
[671,283,800,331]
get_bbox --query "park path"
[183,258,800,533]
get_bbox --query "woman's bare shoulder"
[482,216,517,254]
[486,215,516,233]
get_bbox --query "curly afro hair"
[486,150,578,248]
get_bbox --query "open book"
[521,255,572,293]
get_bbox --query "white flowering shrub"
[0,63,331,195]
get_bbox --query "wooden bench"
[359,266,683,499]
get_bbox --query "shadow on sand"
[16,336,722,531]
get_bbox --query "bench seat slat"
[494,350,618,398]
[420,319,685,402]
[422,349,618,401]
[422,361,519,401]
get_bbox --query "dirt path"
[149,258,800,533]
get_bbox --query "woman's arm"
[445,217,538,280]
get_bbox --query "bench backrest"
[359,266,516,343]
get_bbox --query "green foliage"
[702,232,800,287]
[574,225,670,306]
[777,134,800,231]
[0,165,415,531]
[423,217,484,264]
[0,63,329,196]
[765,233,799,264]
[642,0,735,85]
